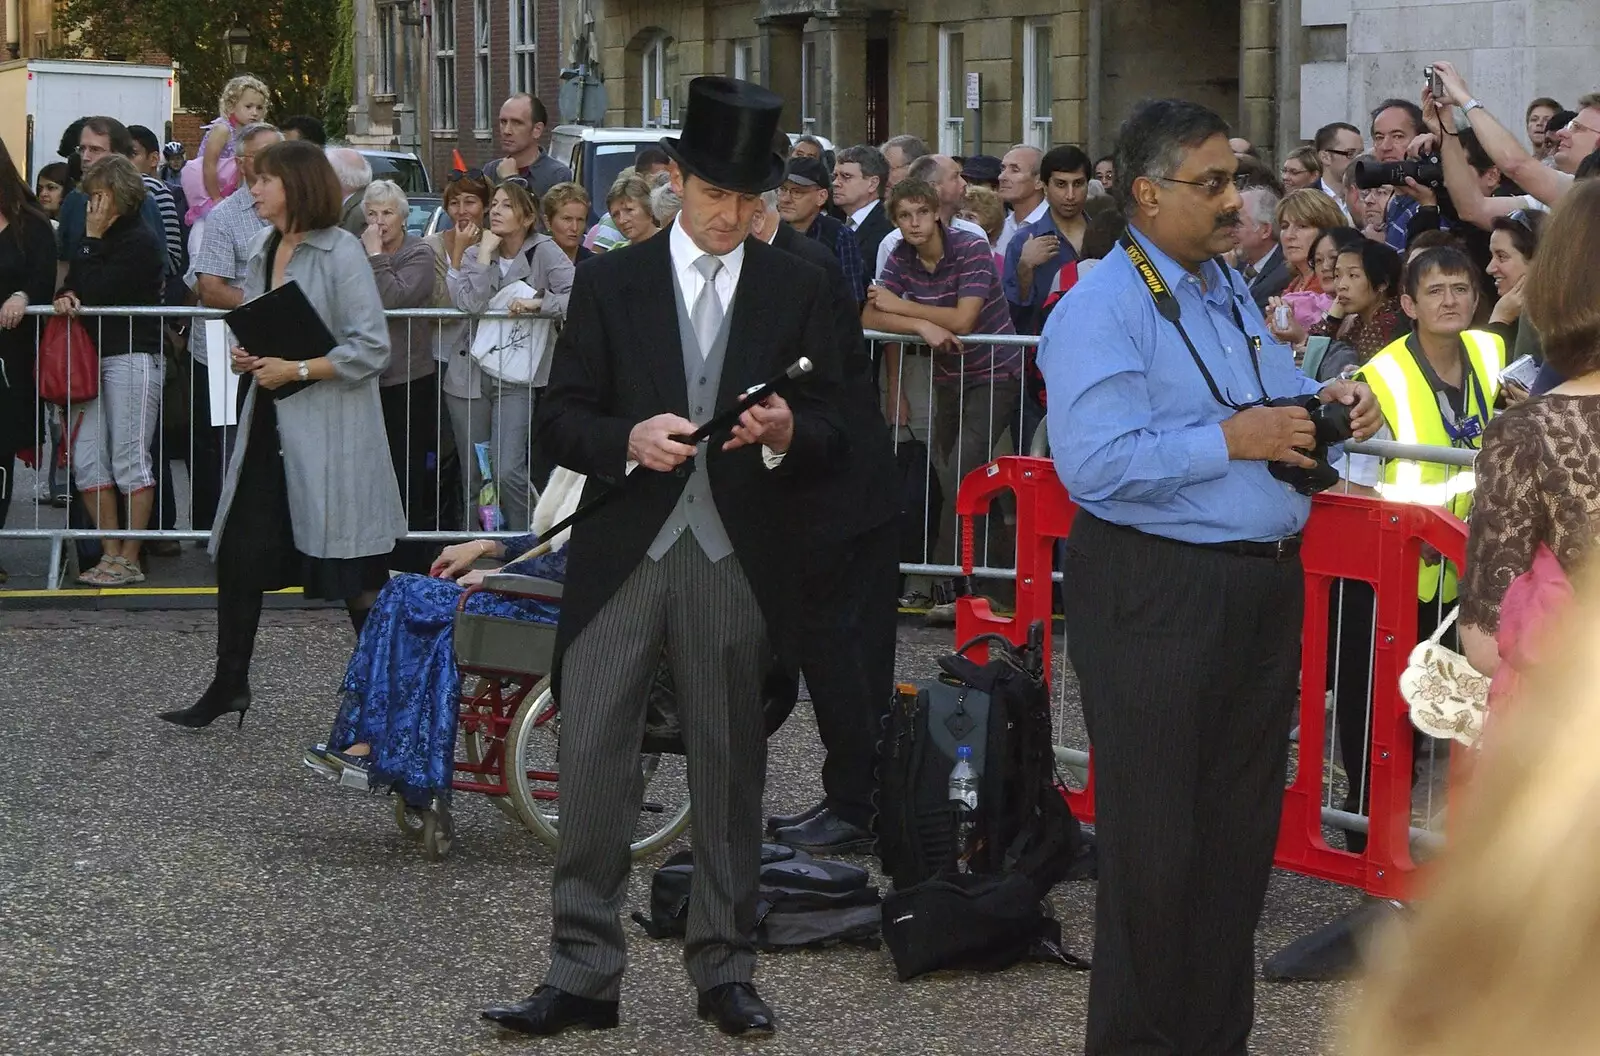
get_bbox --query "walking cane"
[508,357,815,562]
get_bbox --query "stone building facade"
[538,0,1595,164]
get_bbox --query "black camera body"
[1264,396,1355,495]
[1353,155,1444,190]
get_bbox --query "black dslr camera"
[1264,396,1355,495]
[1353,155,1444,190]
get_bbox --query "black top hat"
[660,77,787,195]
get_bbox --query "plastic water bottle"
[949,745,979,873]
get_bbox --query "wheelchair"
[391,571,693,861]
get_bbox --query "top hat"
[661,77,787,195]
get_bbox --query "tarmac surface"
[0,608,1362,1055]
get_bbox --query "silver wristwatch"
[297,361,309,381]
[1462,99,1484,115]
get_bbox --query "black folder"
[224,280,337,399]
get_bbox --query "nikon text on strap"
[1120,232,1266,411]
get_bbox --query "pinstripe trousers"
[1063,514,1301,1056]
[545,534,770,1000]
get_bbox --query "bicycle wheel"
[506,678,693,859]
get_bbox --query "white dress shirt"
[874,216,989,279]
[847,200,880,231]
[996,199,1049,257]
[1319,178,1352,221]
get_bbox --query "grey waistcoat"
[647,269,736,562]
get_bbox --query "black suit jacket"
[850,200,893,274]
[773,222,900,544]
[536,226,848,673]
[1246,245,1290,310]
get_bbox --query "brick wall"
[171,111,207,158]
[427,0,566,185]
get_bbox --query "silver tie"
[691,254,724,357]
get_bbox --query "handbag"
[470,281,556,386]
[1490,543,1573,712]
[37,314,99,406]
[1401,607,1490,748]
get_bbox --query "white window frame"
[433,0,457,131]
[1022,20,1053,151]
[376,4,398,97]
[509,0,536,95]
[642,35,668,128]
[473,0,492,132]
[733,40,754,82]
[800,39,819,133]
[937,26,964,156]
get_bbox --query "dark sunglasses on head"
[448,167,487,183]
[502,174,534,191]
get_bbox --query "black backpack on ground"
[633,843,881,951]
[875,621,1088,980]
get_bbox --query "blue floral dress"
[327,536,564,802]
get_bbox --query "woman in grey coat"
[160,140,407,729]
[443,178,573,532]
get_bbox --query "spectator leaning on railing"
[54,155,167,587]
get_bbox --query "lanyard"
[1120,232,1267,411]
[1419,338,1491,447]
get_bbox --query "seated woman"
[1303,238,1407,380]
[304,467,585,800]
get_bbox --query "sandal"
[76,558,125,586]
[110,555,146,584]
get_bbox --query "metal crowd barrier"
[0,310,1041,591]
[952,451,1476,903]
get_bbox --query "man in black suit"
[482,77,846,1041]
[749,191,900,853]
[1237,184,1289,309]
[833,143,894,267]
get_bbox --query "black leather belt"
[1188,535,1302,561]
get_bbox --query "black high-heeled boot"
[157,677,252,729]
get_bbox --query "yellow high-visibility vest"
[1356,330,1505,602]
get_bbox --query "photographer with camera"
[1038,98,1379,1056]
[1428,61,1597,211]
[1326,244,1503,849]
[1368,98,1433,250]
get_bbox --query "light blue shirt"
[1038,228,1325,544]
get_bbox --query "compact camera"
[1264,396,1356,496]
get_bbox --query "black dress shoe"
[481,985,619,1036]
[697,982,776,1036]
[765,799,825,836]
[772,808,874,854]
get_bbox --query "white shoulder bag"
[470,280,557,386]
[1400,607,1489,748]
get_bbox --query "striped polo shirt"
[878,224,1021,383]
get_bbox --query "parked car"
[546,126,831,224]
[358,149,433,194]
[403,194,444,237]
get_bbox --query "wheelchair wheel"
[506,678,693,860]
[421,800,454,861]
[394,798,426,842]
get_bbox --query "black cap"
[782,155,830,188]
[960,154,1002,183]
[1545,109,1578,135]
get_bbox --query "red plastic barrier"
[950,456,1469,901]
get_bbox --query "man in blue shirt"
[1002,144,1088,333]
[57,116,172,281]
[1039,98,1379,1056]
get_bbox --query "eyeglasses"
[1155,173,1249,197]
[448,167,487,183]
[1566,119,1599,138]
[1321,147,1361,158]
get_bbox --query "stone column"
[757,15,806,135]
[1239,0,1277,159]
[817,13,868,148]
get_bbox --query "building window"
[1022,20,1052,150]
[733,40,754,82]
[642,34,668,127]
[800,39,818,133]
[937,26,965,156]
[376,4,398,97]
[433,0,457,131]
[473,0,492,131]
[509,0,536,95]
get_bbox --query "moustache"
[1215,211,1241,230]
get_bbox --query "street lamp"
[227,19,251,73]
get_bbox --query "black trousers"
[1327,579,1450,853]
[380,375,443,574]
[796,517,901,829]
[1063,515,1301,1056]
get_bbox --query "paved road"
[0,610,1358,1054]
